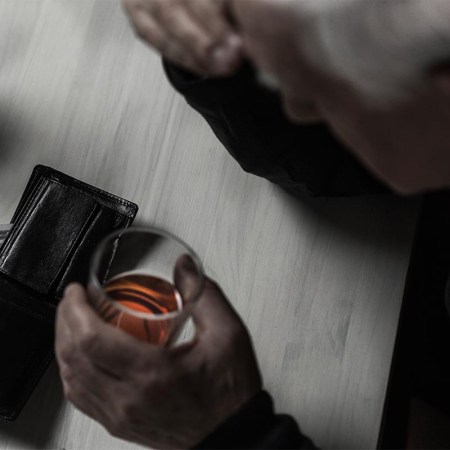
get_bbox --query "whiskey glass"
[89,227,204,345]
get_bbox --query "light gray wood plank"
[0,1,419,448]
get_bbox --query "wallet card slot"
[0,180,98,296]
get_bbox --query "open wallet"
[0,165,138,420]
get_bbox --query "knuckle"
[157,1,181,23]
[143,373,167,395]
[190,37,212,60]
[56,342,74,365]
[151,0,168,18]
[135,24,161,49]
[59,364,73,383]
[78,329,100,355]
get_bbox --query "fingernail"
[179,254,197,275]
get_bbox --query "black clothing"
[196,391,316,449]
[163,61,389,199]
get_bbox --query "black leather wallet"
[0,165,138,420]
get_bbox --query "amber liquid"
[98,273,182,344]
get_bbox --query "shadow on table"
[0,361,65,448]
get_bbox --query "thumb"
[174,255,244,335]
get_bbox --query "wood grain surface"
[0,1,420,448]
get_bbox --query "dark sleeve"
[163,60,388,198]
[194,391,317,449]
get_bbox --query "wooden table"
[0,1,420,448]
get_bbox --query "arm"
[163,59,387,197]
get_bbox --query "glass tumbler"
[89,227,204,345]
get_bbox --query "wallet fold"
[0,165,138,420]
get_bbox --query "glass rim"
[89,226,204,321]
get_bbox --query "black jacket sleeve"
[195,391,317,449]
[163,60,388,198]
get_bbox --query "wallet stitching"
[50,179,136,218]
[49,171,137,213]
[0,180,50,266]
[70,179,135,209]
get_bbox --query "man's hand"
[229,0,450,194]
[55,256,262,449]
[123,0,243,76]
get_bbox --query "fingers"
[123,0,242,76]
[192,277,244,336]
[55,283,164,379]
[185,0,242,72]
[174,254,202,306]
[150,3,215,69]
[174,257,245,339]
[186,0,229,37]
